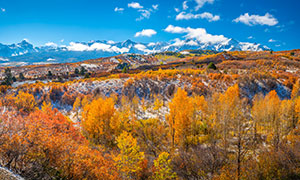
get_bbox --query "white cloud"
[164,25,187,33]
[1,8,5,12]
[183,1,189,10]
[176,12,220,22]
[172,38,186,46]
[90,43,112,51]
[195,0,214,11]
[67,42,129,53]
[0,57,9,61]
[67,42,90,51]
[47,58,56,61]
[114,7,124,12]
[128,2,143,9]
[268,39,276,43]
[148,42,156,46]
[134,44,147,50]
[152,4,159,10]
[164,25,228,44]
[136,9,151,21]
[135,29,157,37]
[107,40,115,44]
[128,3,158,21]
[60,39,64,43]
[174,8,180,12]
[45,42,58,47]
[248,36,254,39]
[233,13,278,26]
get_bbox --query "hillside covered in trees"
[0,49,300,179]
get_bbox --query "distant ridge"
[0,38,270,65]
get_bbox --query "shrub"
[207,62,217,70]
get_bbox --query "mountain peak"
[0,39,270,65]
[19,39,30,44]
[17,39,33,48]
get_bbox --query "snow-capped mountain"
[0,38,270,65]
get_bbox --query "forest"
[0,50,300,179]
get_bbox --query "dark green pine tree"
[2,68,13,86]
[19,72,25,80]
[80,66,86,76]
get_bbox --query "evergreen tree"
[12,76,17,82]
[47,71,53,78]
[19,72,25,80]
[122,66,128,73]
[2,68,13,86]
[207,62,217,70]
[74,68,79,75]
[80,66,86,76]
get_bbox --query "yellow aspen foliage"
[153,96,163,111]
[152,152,177,180]
[41,101,52,113]
[114,131,145,179]
[82,96,116,146]
[252,90,283,149]
[134,118,168,156]
[15,91,36,112]
[280,99,296,133]
[295,97,300,121]
[217,84,242,150]
[110,96,136,135]
[252,94,266,135]
[264,90,282,148]
[73,96,82,111]
[167,88,194,147]
[291,80,300,99]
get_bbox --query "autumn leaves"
[1,80,300,179]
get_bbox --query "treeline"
[1,81,300,179]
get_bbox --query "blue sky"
[0,0,299,50]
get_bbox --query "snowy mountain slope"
[0,38,270,65]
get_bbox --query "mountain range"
[0,38,271,66]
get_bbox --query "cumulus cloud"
[114,7,124,12]
[195,0,214,10]
[164,25,228,44]
[164,25,187,33]
[174,8,180,13]
[45,42,58,47]
[128,2,143,9]
[268,39,276,43]
[134,44,147,50]
[135,29,157,37]
[67,42,129,53]
[176,12,220,21]
[1,8,5,12]
[233,13,278,26]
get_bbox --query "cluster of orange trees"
[1,79,300,179]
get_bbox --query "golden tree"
[114,131,145,179]
[152,152,177,180]
[167,88,195,148]
[82,97,116,146]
